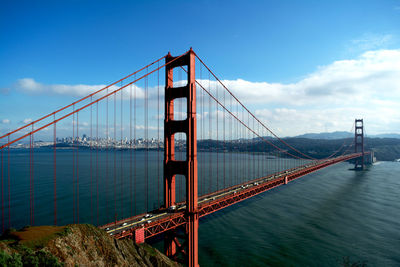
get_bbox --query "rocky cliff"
[0,224,179,267]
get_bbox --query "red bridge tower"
[164,49,199,267]
[354,119,364,170]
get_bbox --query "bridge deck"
[100,153,363,240]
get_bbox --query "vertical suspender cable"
[157,62,160,207]
[247,112,250,183]
[1,148,3,232]
[96,101,99,225]
[145,68,149,211]
[90,97,93,223]
[106,88,109,222]
[229,90,232,187]
[7,135,10,228]
[208,73,212,194]
[76,111,79,223]
[130,84,133,217]
[134,74,137,215]
[200,64,203,196]
[120,82,123,219]
[54,114,57,225]
[223,84,226,189]
[31,125,35,225]
[253,119,255,179]
[114,91,117,222]
[216,82,219,191]
[201,68,205,196]
[72,108,75,223]
[236,102,239,186]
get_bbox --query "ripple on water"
[198,162,400,266]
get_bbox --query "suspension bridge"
[0,49,369,266]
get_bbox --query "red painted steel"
[135,228,145,244]
[0,48,372,267]
[164,51,177,257]
[0,54,187,151]
[355,119,365,170]
[164,49,198,267]
[113,153,366,242]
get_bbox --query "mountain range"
[293,131,400,140]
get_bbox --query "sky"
[1,0,400,138]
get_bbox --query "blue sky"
[1,0,400,137]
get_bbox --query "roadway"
[99,155,361,238]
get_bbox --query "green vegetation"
[0,226,65,266]
[0,244,62,267]
[0,224,179,267]
[198,137,400,161]
[0,250,22,267]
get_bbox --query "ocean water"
[1,149,399,266]
[197,161,400,266]
[1,149,305,228]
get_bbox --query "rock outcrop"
[0,224,179,267]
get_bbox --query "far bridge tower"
[354,119,365,170]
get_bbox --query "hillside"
[198,137,400,161]
[0,224,179,267]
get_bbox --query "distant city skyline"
[1,0,400,136]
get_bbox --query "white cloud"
[349,34,393,52]
[11,49,400,136]
[15,78,145,99]
[254,106,400,136]
[1,119,10,124]
[215,49,400,107]
[23,118,32,124]
[200,49,400,136]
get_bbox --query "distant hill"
[295,131,352,139]
[371,133,400,139]
[294,131,400,140]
